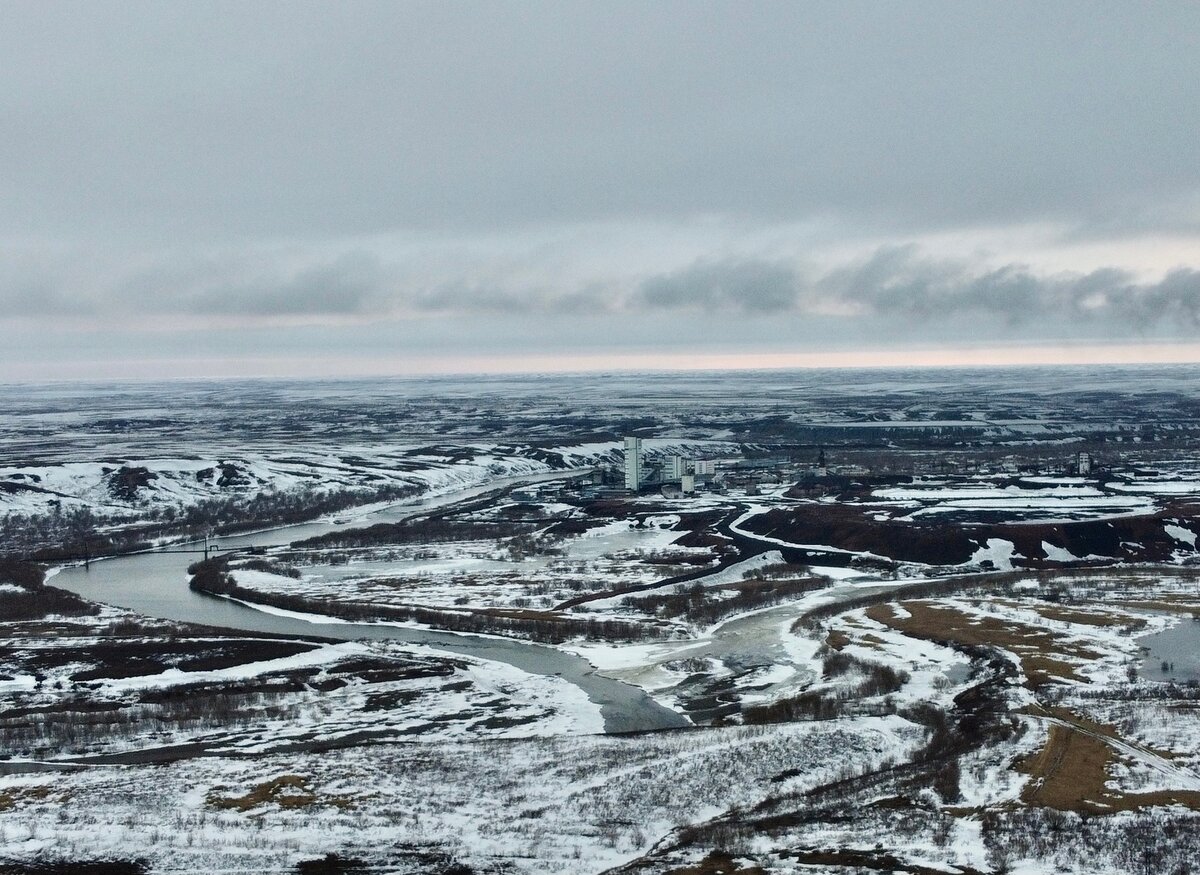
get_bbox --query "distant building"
[694,459,716,477]
[1077,452,1093,475]
[681,474,696,494]
[664,455,685,481]
[624,436,644,490]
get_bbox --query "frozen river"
[50,471,689,735]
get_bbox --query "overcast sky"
[2,1,1198,380]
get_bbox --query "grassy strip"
[1017,720,1200,813]
[865,601,1096,688]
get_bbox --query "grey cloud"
[110,251,389,318]
[410,281,609,316]
[637,259,801,313]
[3,239,1200,383]
[622,246,1200,335]
[0,277,83,318]
[1117,268,1200,328]
[198,252,388,317]
[815,246,1062,324]
[819,247,1200,331]
[14,240,1200,339]
[0,256,91,318]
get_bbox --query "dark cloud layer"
[632,250,1200,330]
[5,241,1195,337]
[819,250,1200,328]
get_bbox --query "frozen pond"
[1139,615,1200,684]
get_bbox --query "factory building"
[624,436,644,490]
[620,439,720,493]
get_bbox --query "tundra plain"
[2,367,1199,875]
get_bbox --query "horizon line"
[3,341,1200,385]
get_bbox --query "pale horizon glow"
[5,341,1199,385]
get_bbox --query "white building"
[624,436,644,490]
[681,474,696,494]
[693,459,716,477]
[665,455,685,481]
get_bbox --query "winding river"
[49,471,690,734]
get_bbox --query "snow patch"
[969,538,1017,571]
[1040,541,1078,562]
[1165,523,1197,548]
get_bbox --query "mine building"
[624,436,644,490]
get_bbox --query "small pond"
[1139,615,1200,684]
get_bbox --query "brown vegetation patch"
[990,597,1142,628]
[0,636,318,683]
[292,517,535,550]
[865,601,1096,687]
[1018,723,1115,812]
[854,632,889,651]
[1030,705,1186,762]
[745,504,978,565]
[0,560,99,623]
[824,629,850,650]
[642,550,716,568]
[580,499,639,518]
[665,852,766,875]
[207,775,355,812]
[671,511,737,556]
[776,848,987,875]
[544,517,609,536]
[0,784,65,811]
[1028,603,1144,628]
[673,530,732,550]
[1112,598,1200,618]
[624,576,827,627]
[0,860,147,875]
[1020,656,1085,687]
[1017,723,1200,813]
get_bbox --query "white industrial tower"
[624,436,643,490]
